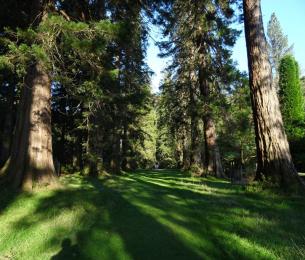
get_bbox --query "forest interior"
[1,0,305,259]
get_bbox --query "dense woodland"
[2,0,305,259]
[0,0,305,190]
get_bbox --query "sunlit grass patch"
[0,170,305,259]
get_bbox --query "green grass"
[1,169,305,259]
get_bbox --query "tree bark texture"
[199,64,224,178]
[243,0,301,187]
[182,126,191,170]
[203,115,224,178]
[190,83,202,169]
[1,62,56,190]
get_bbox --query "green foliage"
[0,56,13,71]
[279,55,305,140]
[267,12,293,87]
[136,104,158,168]
[218,79,256,172]
[0,15,120,76]
[155,0,242,173]
[156,78,184,169]
[0,9,153,173]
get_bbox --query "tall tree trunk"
[175,135,183,169]
[85,111,99,177]
[182,126,190,170]
[121,124,130,171]
[1,62,56,190]
[199,65,224,178]
[243,0,301,188]
[190,86,202,169]
[203,115,224,178]
[110,128,121,174]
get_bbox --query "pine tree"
[267,13,293,90]
[157,0,239,177]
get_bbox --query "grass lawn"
[1,169,305,259]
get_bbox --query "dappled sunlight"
[106,170,305,259]
[99,170,305,259]
[1,0,305,259]
[1,170,305,259]
[213,228,277,259]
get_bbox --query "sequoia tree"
[0,1,57,190]
[243,0,301,188]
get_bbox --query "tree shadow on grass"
[79,179,204,260]
[0,186,31,214]
[133,169,241,193]
[4,171,305,259]
[9,176,203,260]
[106,172,305,258]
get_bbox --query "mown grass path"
[1,170,305,259]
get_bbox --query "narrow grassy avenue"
[1,170,305,259]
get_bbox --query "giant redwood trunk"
[0,62,56,190]
[203,114,224,178]
[190,86,202,169]
[190,115,201,167]
[181,126,191,170]
[199,65,224,178]
[243,0,301,187]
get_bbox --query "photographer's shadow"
[51,238,82,260]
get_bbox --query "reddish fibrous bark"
[243,0,302,188]
[203,114,224,178]
[1,62,57,190]
[198,61,224,178]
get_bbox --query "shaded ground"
[1,169,305,259]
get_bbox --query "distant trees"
[218,75,256,176]
[243,0,300,188]
[267,13,293,90]
[278,55,305,140]
[155,0,243,176]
